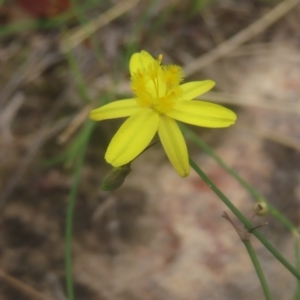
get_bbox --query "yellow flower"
[89,50,237,177]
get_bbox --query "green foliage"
[191,0,216,13]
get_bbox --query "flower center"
[131,55,184,114]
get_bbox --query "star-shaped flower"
[90,50,237,177]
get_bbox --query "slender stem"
[189,157,300,280]
[65,121,94,300]
[182,125,297,232]
[244,240,272,300]
[294,232,300,299]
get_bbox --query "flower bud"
[254,202,268,216]
[101,164,131,191]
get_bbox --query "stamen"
[158,54,163,63]
[131,54,184,114]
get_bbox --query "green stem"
[294,232,300,299]
[189,157,300,280]
[182,125,297,232]
[244,240,272,300]
[63,41,91,104]
[65,120,94,300]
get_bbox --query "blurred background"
[0,0,300,299]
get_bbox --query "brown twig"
[0,116,71,209]
[0,93,24,141]
[222,211,249,241]
[57,103,94,144]
[200,91,300,114]
[201,8,225,45]
[183,0,300,76]
[222,211,268,242]
[0,39,63,110]
[240,125,300,153]
[256,128,300,153]
[61,0,141,52]
[0,269,55,300]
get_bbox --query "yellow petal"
[105,108,159,166]
[89,99,140,121]
[129,50,155,76]
[158,115,189,177]
[180,80,215,100]
[167,100,237,128]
